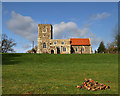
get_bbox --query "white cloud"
[89,12,111,21]
[53,21,101,48]
[6,11,37,41]
[53,22,89,39]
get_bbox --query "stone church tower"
[37,24,52,53]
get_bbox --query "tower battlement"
[38,24,52,26]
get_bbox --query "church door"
[51,50,54,54]
[71,47,75,54]
[57,47,60,54]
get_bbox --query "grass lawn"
[2,53,118,94]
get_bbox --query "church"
[37,24,92,54]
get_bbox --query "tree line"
[95,32,119,53]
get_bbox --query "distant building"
[37,24,92,54]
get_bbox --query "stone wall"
[37,24,52,53]
[71,45,92,54]
[49,39,71,54]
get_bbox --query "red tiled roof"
[70,38,91,45]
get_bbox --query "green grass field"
[2,53,118,94]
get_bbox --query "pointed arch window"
[76,48,77,52]
[81,47,84,51]
[43,43,46,48]
[61,42,64,44]
[63,47,66,51]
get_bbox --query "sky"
[2,2,118,53]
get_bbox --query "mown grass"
[2,53,118,94]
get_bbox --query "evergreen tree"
[97,41,106,53]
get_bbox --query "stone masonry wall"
[49,39,71,54]
[72,45,92,54]
[37,24,52,53]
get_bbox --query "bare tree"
[0,34,16,53]
[106,25,119,53]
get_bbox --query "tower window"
[43,29,46,32]
[63,47,66,51]
[43,26,46,32]
[43,43,46,48]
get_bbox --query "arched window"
[76,48,77,51]
[81,47,84,51]
[43,43,46,48]
[54,41,57,44]
[63,47,66,51]
[61,42,64,44]
[51,50,54,54]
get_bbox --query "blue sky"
[2,2,118,53]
